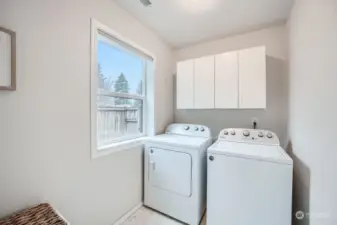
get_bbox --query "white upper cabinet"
[215,51,239,109]
[177,59,194,109]
[238,46,266,109]
[176,46,266,109]
[194,55,215,109]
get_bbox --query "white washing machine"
[144,123,212,225]
[207,128,293,225]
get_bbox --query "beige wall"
[287,0,337,225]
[0,0,173,224]
[173,26,289,145]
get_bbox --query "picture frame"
[0,27,16,90]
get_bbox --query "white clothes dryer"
[144,123,212,225]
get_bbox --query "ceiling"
[114,0,293,49]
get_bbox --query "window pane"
[97,37,144,96]
[97,96,143,147]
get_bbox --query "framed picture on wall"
[0,27,16,90]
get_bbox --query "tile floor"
[120,207,206,225]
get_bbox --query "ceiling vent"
[140,0,152,7]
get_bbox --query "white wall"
[0,0,173,224]
[174,26,289,144]
[287,0,337,225]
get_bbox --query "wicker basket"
[0,203,68,225]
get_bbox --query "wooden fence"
[97,107,141,145]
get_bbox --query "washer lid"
[147,134,210,149]
[208,141,293,165]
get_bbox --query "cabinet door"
[215,52,239,108]
[176,60,194,109]
[238,46,266,109]
[194,56,215,109]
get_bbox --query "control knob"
[223,130,229,135]
[184,126,190,130]
[231,130,236,135]
[194,127,199,131]
[258,132,264,137]
[200,127,205,132]
[267,132,273,139]
[243,130,250,137]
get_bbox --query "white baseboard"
[113,202,143,225]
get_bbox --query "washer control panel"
[166,123,211,138]
[218,128,279,145]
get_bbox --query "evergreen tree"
[114,73,129,105]
[114,73,129,93]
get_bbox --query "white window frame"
[90,19,155,158]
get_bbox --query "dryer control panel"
[218,128,280,145]
[165,123,211,138]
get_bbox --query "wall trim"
[113,202,143,225]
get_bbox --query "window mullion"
[98,91,145,100]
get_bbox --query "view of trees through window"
[96,38,145,145]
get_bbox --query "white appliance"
[144,123,212,225]
[207,128,293,225]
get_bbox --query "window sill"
[92,137,146,159]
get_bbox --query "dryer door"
[148,148,192,197]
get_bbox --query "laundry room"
[0,1,336,225]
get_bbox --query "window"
[91,19,154,155]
